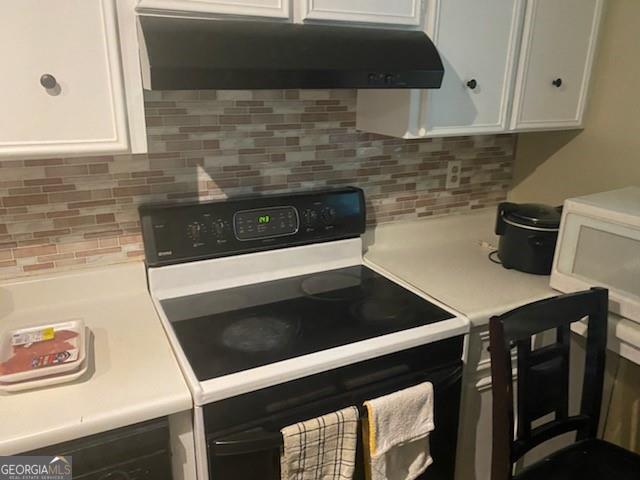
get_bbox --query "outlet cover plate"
[446,160,462,189]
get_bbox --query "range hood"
[138,16,444,90]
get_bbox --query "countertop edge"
[1,392,192,455]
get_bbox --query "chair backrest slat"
[489,287,609,480]
[516,339,532,440]
[556,323,571,420]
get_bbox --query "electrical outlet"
[446,160,462,189]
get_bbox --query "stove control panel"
[140,187,365,267]
[234,206,299,241]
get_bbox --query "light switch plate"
[446,160,462,189]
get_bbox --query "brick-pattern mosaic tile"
[0,89,514,279]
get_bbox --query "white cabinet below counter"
[356,0,605,138]
[0,0,146,160]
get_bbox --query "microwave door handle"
[211,431,283,456]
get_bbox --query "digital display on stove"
[234,206,299,241]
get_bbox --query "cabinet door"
[423,0,525,136]
[300,0,421,26]
[356,0,523,138]
[510,0,604,130]
[137,0,291,19]
[0,0,129,159]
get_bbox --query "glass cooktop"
[161,265,454,381]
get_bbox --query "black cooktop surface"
[161,265,454,381]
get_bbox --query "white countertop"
[364,209,557,327]
[0,262,192,455]
[364,208,640,364]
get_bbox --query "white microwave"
[551,187,640,324]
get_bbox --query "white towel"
[363,382,435,480]
[281,406,359,480]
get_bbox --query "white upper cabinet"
[509,0,604,130]
[136,0,291,19]
[357,0,605,138]
[136,0,420,26]
[423,0,524,136]
[0,0,145,159]
[299,0,422,27]
[357,0,525,138]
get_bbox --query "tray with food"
[0,319,86,385]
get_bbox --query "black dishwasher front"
[23,417,172,480]
[204,335,464,480]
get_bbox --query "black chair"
[489,287,640,480]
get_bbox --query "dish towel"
[363,382,435,480]
[281,406,359,480]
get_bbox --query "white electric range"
[141,187,470,480]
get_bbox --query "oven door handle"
[210,364,463,457]
[211,430,283,456]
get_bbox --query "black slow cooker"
[494,202,562,275]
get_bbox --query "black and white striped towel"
[281,406,359,480]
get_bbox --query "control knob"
[320,207,337,225]
[186,222,205,243]
[302,209,319,227]
[212,219,226,237]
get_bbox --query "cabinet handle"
[552,78,563,88]
[40,74,58,89]
[466,79,478,90]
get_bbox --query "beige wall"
[510,0,640,204]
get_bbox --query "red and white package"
[0,320,85,384]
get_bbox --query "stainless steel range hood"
[138,16,444,90]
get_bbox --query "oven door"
[205,338,464,480]
[209,429,282,479]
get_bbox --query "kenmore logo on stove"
[158,250,173,257]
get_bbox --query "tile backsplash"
[0,90,514,279]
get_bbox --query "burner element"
[221,316,299,353]
[301,272,363,301]
[352,298,415,325]
[164,264,455,380]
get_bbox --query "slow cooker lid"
[505,203,561,229]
